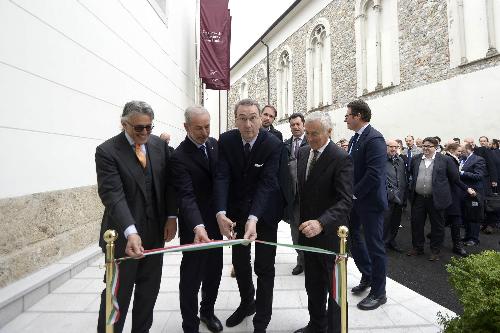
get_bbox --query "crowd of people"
[333,134,499,259]
[94,98,498,333]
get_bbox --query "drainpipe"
[260,40,270,105]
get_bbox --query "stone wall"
[228,0,500,125]
[0,186,103,287]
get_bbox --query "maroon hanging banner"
[200,0,230,90]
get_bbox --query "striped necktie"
[135,144,146,168]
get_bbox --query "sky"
[228,0,296,66]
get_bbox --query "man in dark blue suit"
[459,143,486,246]
[170,106,223,333]
[214,99,284,333]
[345,99,388,311]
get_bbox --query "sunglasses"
[127,122,154,133]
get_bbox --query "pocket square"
[254,163,264,167]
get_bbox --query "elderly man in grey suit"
[96,101,177,333]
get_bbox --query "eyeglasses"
[236,115,260,123]
[387,145,399,148]
[127,122,154,133]
[422,145,435,149]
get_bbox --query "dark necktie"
[199,144,208,160]
[244,142,251,162]
[349,133,359,155]
[407,149,412,169]
[294,138,300,159]
[307,150,319,179]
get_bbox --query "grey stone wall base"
[0,245,103,328]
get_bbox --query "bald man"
[384,140,407,252]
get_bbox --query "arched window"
[306,20,332,110]
[448,0,499,67]
[239,78,248,99]
[276,49,293,119]
[355,0,400,95]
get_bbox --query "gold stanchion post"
[104,230,118,333]
[338,226,349,333]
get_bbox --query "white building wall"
[324,64,500,143]
[0,0,197,198]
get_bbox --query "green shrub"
[438,250,500,333]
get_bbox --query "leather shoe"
[357,294,387,310]
[293,326,311,333]
[464,240,479,247]
[351,280,371,294]
[406,248,424,256]
[452,246,468,257]
[226,302,256,327]
[428,253,440,261]
[292,265,304,275]
[200,313,223,333]
[386,243,403,253]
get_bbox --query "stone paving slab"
[0,223,455,333]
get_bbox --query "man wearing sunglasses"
[96,100,177,333]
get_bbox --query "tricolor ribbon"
[106,239,347,325]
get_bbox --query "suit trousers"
[411,194,445,252]
[232,221,277,331]
[383,202,403,247]
[289,201,304,266]
[446,214,462,246]
[349,208,387,298]
[303,252,342,333]
[179,247,223,333]
[97,252,163,333]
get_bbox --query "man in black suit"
[459,143,486,246]
[170,106,223,333]
[384,140,408,252]
[214,99,284,333]
[284,112,308,275]
[293,112,353,333]
[96,101,177,333]
[344,99,388,310]
[261,105,283,141]
[407,137,458,261]
[159,132,175,154]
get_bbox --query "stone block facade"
[0,186,103,287]
[228,0,500,127]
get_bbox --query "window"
[276,49,293,119]
[147,0,169,26]
[355,0,400,95]
[306,19,333,110]
[448,0,499,67]
[239,78,248,99]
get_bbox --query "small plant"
[438,250,500,333]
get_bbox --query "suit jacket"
[348,124,388,212]
[460,153,487,196]
[297,142,353,251]
[474,146,498,184]
[95,132,176,254]
[268,125,283,141]
[170,136,221,244]
[284,135,308,161]
[214,129,284,227]
[409,153,458,210]
[445,153,469,216]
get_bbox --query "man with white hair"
[293,111,353,333]
[170,105,224,333]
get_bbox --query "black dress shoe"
[357,294,387,310]
[226,302,256,327]
[351,280,371,294]
[452,246,468,257]
[386,243,403,253]
[293,326,310,333]
[200,313,223,332]
[292,264,304,275]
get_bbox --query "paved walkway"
[1,223,455,333]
